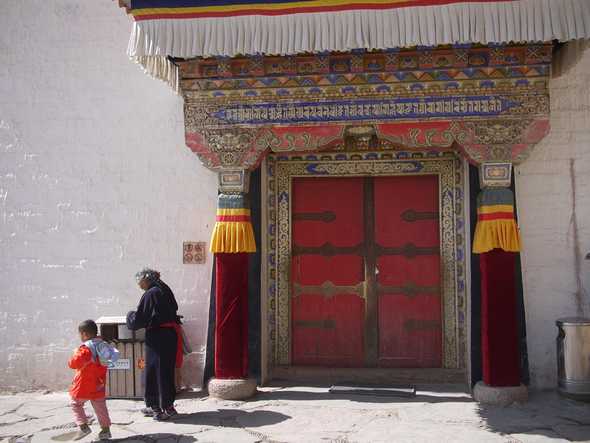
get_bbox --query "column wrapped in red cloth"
[480,249,521,387]
[215,253,249,379]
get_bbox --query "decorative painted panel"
[177,44,551,170]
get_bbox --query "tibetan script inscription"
[213,96,516,126]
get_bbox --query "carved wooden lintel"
[179,45,552,170]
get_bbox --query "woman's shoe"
[140,406,161,417]
[153,410,170,421]
[164,406,178,418]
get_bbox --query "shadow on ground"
[169,408,291,428]
[48,431,197,443]
[476,391,590,442]
[255,385,473,404]
[109,434,196,443]
[175,390,208,400]
[49,430,197,443]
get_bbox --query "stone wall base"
[473,381,528,406]
[207,378,257,400]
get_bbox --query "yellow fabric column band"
[472,188,521,254]
[210,194,256,253]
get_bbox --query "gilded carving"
[194,128,268,170]
[463,119,531,146]
[255,127,346,153]
[378,126,456,148]
[345,125,377,150]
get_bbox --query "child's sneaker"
[98,427,111,441]
[73,424,91,440]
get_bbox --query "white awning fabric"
[124,0,590,90]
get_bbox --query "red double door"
[292,175,442,368]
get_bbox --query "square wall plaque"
[183,242,206,264]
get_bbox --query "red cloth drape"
[480,249,520,386]
[215,253,249,379]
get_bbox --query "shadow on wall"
[476,391,590,442]
[552,40,590,78]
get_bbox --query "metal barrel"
[556,317,590,401]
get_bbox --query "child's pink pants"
[70,398,111,428]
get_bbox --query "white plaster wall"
[0,1,217,391]
[516,41,590,389]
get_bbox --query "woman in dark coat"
[127,268,179,420]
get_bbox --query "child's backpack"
[84,339,120,369]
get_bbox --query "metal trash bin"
[96,316,145,399]
[556,317,590,401]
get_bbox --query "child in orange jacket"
[69,320,115,441]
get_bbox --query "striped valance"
[473,188,521,254]
[122,0,590,89]
[131,0,481,19]
[210,194,256,254]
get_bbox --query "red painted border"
[477,212,514,221]
[216,215,252,222]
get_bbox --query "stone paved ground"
[1,386,589,443]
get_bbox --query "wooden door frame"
[261,150,469,384]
